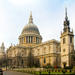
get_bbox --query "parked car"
[0,69,3,75]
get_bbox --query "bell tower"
[60,8,74,67]
[0,42,5,60]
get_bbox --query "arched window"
[36,37,39,44]
[44,57,46,64]
[29,36,30,43]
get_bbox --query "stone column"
[30,36,31,43]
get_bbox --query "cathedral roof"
[21,12,40,35]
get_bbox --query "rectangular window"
[31,36,33,43]
[70,36,72,43]
[36,37,39,44]
[44,58,46,64]
[63,49,65,52]
[63,38,65,44]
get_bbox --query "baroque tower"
[60,8,74,67]
[0,42,5,59]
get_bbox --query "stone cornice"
[60,31,74,38]
[32,39,60,48]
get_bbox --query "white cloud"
[8,0,38,6]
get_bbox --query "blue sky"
[0,0,75,49]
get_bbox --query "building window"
[26,36,28,43]
[63,49,65,52]
[27,36,33,43]
[21,54,23,56]
[43,47,46,54]
[36,37,39,44]
[63,38,66,44]
[44,57,46,64]
[29,36,31,43]
[70,36,72,43]
[31,36,33,43]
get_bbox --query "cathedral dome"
[22,23,40,35]
[19,12,42,46]
[21,12,40,35]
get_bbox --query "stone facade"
[34,40,61,67]
[60,8,74,67]
[6,10,74,68]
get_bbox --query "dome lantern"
[28,11,33,24]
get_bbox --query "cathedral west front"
[6,9,74,68]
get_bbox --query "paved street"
[3,71,33,75]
